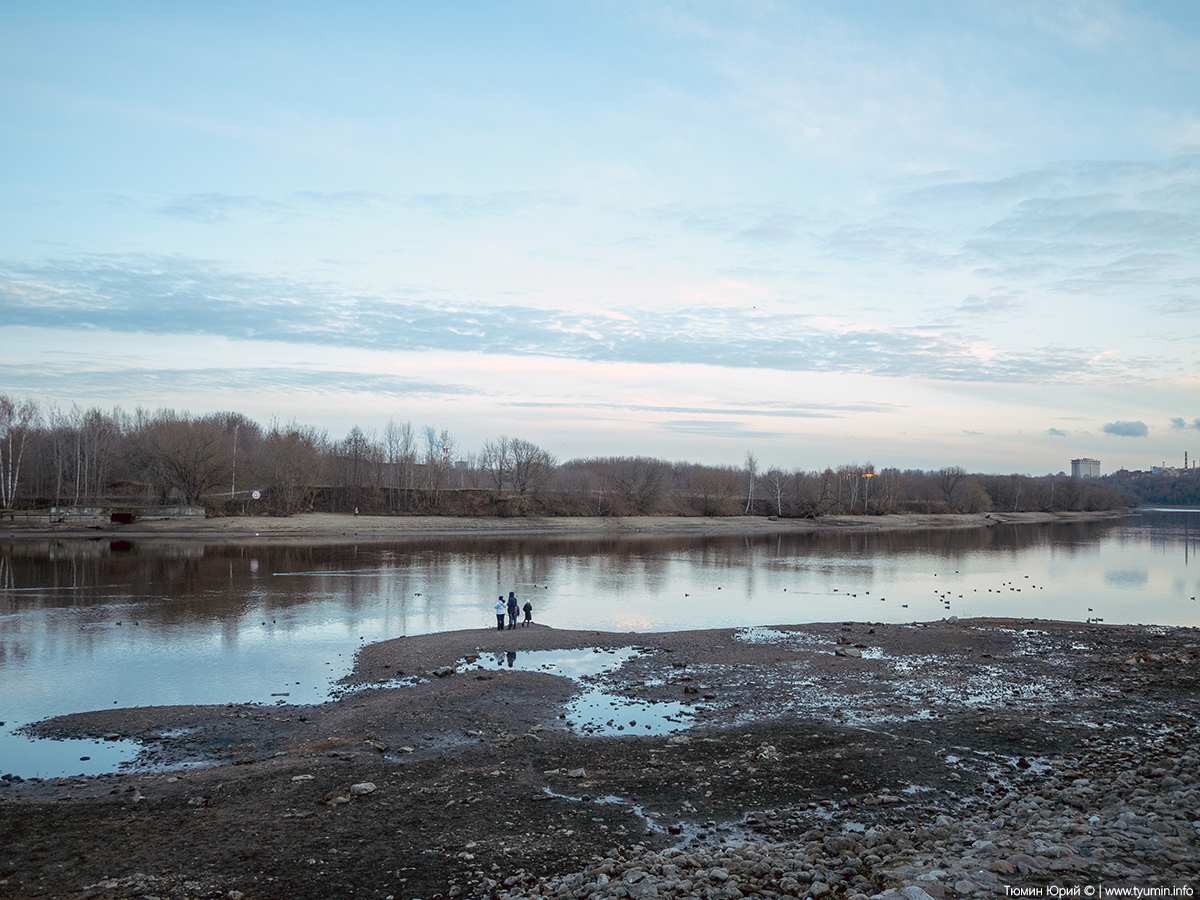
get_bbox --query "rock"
[567,768,587,778]
[900,887,937,900]
[349,782,376,796]
[1005,853,1040,873]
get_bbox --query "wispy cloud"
[0,254,1166,384]
[0,363,472,401]
[156,194,289,223]
[1170,416,1200,430]
[406,190,579,218]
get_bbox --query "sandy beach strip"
[0,509,1126,541]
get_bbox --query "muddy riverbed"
[1,618,1197,899]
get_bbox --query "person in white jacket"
[493,596,506,631]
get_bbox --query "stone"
[1005,853,1039,873]
[567,768,587,778]
[350,782,376,796]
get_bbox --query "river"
[1,509,1197,777]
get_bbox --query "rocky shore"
[1,618,1196,899]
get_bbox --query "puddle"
[468,648,696,736]
[1,730,141,780]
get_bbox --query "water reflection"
[466,647,692,736]
[1,512,1198,778]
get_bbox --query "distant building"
[1071,458,1100,479]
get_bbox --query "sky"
[2,1,1199,475]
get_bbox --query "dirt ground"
[0,510,1123,543]
[2,617,1197,899]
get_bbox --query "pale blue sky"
[3,1,1199,473]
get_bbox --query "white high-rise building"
[1071,458,1100,478]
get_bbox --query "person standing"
[522,600,533,627]
[507,591,519,630]
[494,596,506,632]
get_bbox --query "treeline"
[1100,469,1200,507]
[0,396,1129,517]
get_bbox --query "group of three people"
[494,591,533,630]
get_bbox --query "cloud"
[1170,416,1200,430]
[0,253,1176,384]
[648,202,810,243]
[0,363,472,402]
[405,190,578,218]
[657,419,785,440]
[1047,428,1068,437]
[959,293,1024,314]
[156,194,288,223]
[891,153,1200,308]
[1102,420,1148,437]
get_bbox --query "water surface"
[2,510,1197,777]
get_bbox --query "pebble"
[485,721,1200,899]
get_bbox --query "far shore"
[0,508,1129,541]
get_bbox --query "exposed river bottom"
[1,617,1198,900]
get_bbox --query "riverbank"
[2,617,1196,899]
[0,509,1127,541]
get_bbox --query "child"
[522,600,533,626]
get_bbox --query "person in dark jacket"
[522,600,533,626]
[507,592,519,630]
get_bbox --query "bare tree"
[333,425,380,511]
[744,451,758,514]
[46,405,121,505]
[0,395,39,508]
[937,466,967,509]
[422,426,457,503]
[765,467,791,516]
[692,465,739,516]
[479,435,512,493]
[794,468,838,518]
[509,438,556,498]
[383,419,417,510]
[264,420,324,515]
[608,457,668,514]
[147,415,231,505]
